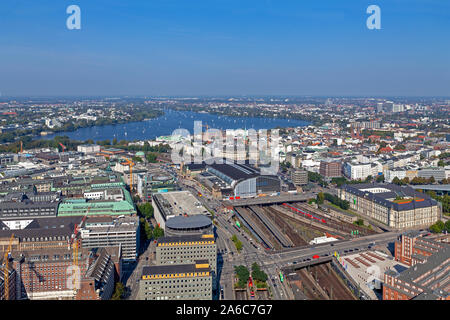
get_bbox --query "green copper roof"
[57,187,136,216]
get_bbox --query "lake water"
[40,109,309,142]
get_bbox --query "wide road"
[125,240,155,300]
[262,232,399,267]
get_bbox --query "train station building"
[185,160,281,200]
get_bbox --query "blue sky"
[0,0,449,97]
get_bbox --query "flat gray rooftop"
[340,250,408,300]
[155,190,209,217]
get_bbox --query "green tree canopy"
[111,282,125,300]
[146,152,158,163]
[138,202,154,219]
[430,220,445,233]
[234,265,250,288]
[251,263,268,283]
[445,220,450,233]
[152,225,164,239]
[316,192,325,205]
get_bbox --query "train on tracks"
[282,203,327,224]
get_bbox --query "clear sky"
[0,0,449,97]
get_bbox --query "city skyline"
[0,0,449,306]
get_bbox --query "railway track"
[291,203,377,236]
[262,206,309,245]
[272,204,348,237]
[313,264,356,300]
[248,205,294,248]
[294,263,356,300]
[297,268,329,300]
[234,207,278,249]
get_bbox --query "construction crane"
[69,224,79,294]
[59,142,67,152]
[121,157,135,192]
[69,209,89,296]
[2,234,14,300]
[19,141,23,154]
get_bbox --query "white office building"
[343,162,372,180]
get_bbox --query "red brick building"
[383,232,450,300]
[9,245,121,300]
[394,232,444,266]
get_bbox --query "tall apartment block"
[291,168,308,186]
[79,215,139,263]
[320,160,342,178]
[138,260,212,300]
[155,234,217,274]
